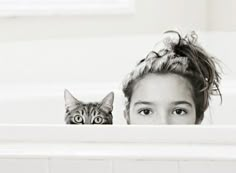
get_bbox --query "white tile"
[180,161,236,173]
[0,159,48,173]
[113,160,178,173]
[50,159,112,173]
[179,161,210,173]
[211,161,236,173]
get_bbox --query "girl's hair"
[122,31,222,124]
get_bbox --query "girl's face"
[125,73,196,124]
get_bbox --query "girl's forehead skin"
[130,73,195,107]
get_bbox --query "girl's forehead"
[131,73,194,104]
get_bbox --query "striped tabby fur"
[64,89,114,125]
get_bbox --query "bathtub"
[0,32,235,172]
[0,83,234,173]
[0,125,235,173]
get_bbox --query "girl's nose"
[157,112,169,124]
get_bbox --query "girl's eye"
[172,109,187,116]
[73,115,84,123]
[93,116,103,124]
[138,109,153,116]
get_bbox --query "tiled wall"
[1,159,236,173]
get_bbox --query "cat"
[64,89,114,124]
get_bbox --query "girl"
[122,31,222,124]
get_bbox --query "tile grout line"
[47,157,51,173]
[177,161,181,173]
[111,159,114,173]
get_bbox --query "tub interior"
[0,32,235,124]
[0,83,233,124]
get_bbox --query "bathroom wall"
[208,0,236,31]
[0,0,208,42]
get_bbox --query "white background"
[0,1,234,173]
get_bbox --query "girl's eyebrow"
[134,101,154,106]
[172,101,193,107]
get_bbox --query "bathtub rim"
[0,124,236,160]
[0,124,235,144]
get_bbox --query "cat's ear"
[64,89,81,108]
[100,92,114,113]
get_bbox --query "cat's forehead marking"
[69,102,100,114]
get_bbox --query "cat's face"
[64,89,114,125]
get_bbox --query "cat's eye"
[73,115,84,124]
[93,116,103,124]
